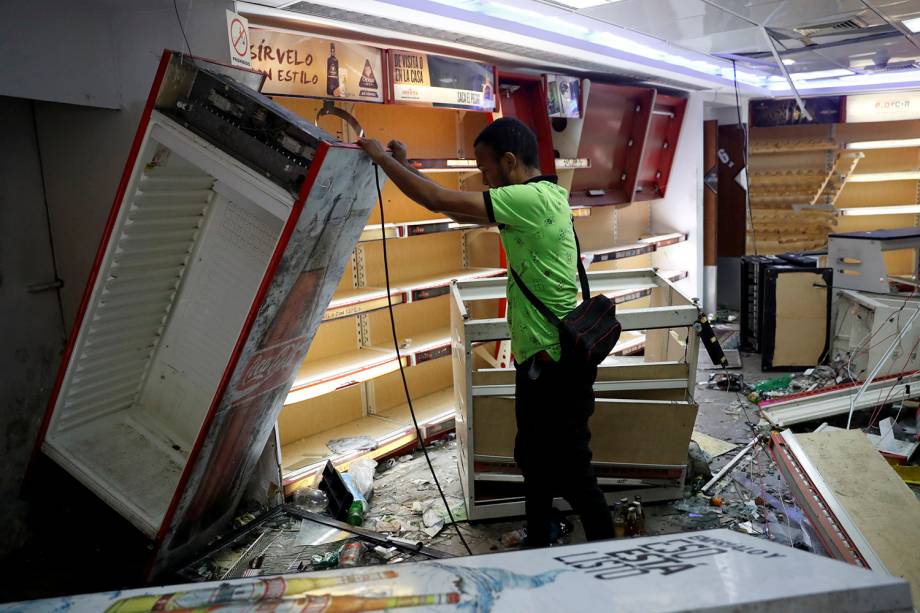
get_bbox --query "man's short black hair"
[474,117,539,169]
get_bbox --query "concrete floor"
[0,350,835,601]
[358,351,789,558]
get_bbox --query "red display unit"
[634,93,687,202]
[496,71,556,175]
[571,83,655,206]
[32,51,381,576]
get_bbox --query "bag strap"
[573,226,591,300]
[508,220,591,328]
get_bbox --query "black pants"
[514,356,615,546]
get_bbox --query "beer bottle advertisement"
[250,28,384,103]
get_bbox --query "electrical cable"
[731,59,757,256]
[373,163,473,556]
[173,0,193,57]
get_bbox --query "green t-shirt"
[484,176,577,362]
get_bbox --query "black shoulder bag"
[509,227,622,368]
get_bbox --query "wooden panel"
[617,202,651,242]
[302,316,358,362]
[472,361,688,387]
[768,270,828,368]
[366,294,450,347]
[465,228,502,269]
[473,396,697,465]
[372,355,452,413]
[574,207,615,251]
[362,231,461,286]
[278,383,364,446]
[367,174,458,225]
[717,125,747,258]
[795,429,920,610]
[854,147,920,173]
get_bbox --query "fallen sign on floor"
[769,428,920,611]
[759,371,920,427]
[5,529,910,612]
[690,430,738,458]
[698,348,742,370]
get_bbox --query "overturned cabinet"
[34,52,380,575]
[451,269,700,520]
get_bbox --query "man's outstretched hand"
[357,137,387,163]
[357,138,409,165]
[388,140,408,164]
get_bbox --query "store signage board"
[2,530,910,612]
[546,73,582,118]
[225,10,251,68]
[388,50,496,111]
[250,28,384,103]
[848,92,920,123]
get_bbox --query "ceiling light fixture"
[902,16,920,33]
[545,0,623,7]
[838,204,920,216]
[847,138,920,150]
[849,171,920,182]
[790,68,854,80]
[782,58,795,65]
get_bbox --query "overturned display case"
[450,269,701,520]
[34,51,381,575]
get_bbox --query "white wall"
[651,91,704,303]
[29,0,234,324]
[0,1,121,108]
[0,0,234,557]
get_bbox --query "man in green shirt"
[358,117,614,546]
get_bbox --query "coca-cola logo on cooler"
[234,336,307,400]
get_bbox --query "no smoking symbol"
[230,18,248,57]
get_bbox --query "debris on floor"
[691,430,738,459]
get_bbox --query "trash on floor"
[326,436,379,455]
[691,430,738,458]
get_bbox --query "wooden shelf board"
[375,387,456,429]
[409,158,590,172]
[394,267,505,301]
[849,171,920,183]
[324,267,504,321]
[288,327,459,405]
[324,287,396,321]
[287,348,403,405]
[280,389,457,484]
[569,190,629,208]
[587,233,687,263]
[280,414,410,474]
[603,270,687,305]
[610,331,647,357]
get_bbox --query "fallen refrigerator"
[33,51,381,575]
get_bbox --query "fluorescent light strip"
[548,0,621,7]
[847,138,920,150]
[849,171,920,183]
[903,16,920,33]
[838,205,920,216]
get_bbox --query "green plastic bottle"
[346,500,365,526]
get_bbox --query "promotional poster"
[4,530,909,612]
[546,74,581,118]
[389,51,496,111]
[250,29,384,103]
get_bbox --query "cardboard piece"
[795,429,920,610]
